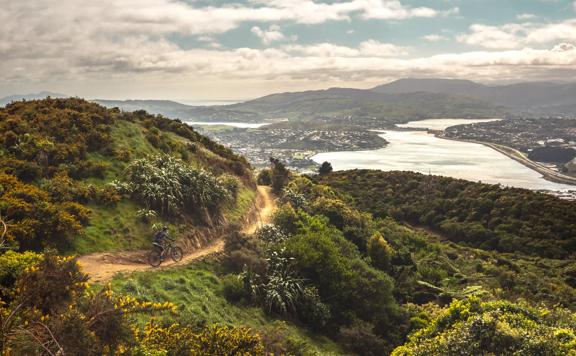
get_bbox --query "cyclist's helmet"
[162,225,168,231]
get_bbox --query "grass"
[110,260,345,355]
[72,119,259,255]
[224,187,257,224]
[75,186,258,255]
[74,201,153,254]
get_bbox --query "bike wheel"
[148,250,162,267]
[170,246,183,262]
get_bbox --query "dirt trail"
[78,186,275,283]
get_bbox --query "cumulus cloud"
[1,0,576,98]
[458,20,576,49]
[360,1,458,20]
[284,40,408,57]
[251,25,295,45]
[517,13,537,20]
[422,34,447,42]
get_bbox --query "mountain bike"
[147,241,183,267]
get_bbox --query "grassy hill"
[97,87,503,125]
[229,88,502,122]
[0,99,574,354]
[0,98,254,254]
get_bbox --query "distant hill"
[372,78,486,96]
[94,86,503,124]
[372,78,576,113]
[95,99,263,122]
[0,91,67,106]
[227,87,503,122]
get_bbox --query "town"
[195,125,388,170]
[443,117,576,174]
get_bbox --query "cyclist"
[153,226,174,257]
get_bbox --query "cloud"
[457,20,576,49]
[422,34,447,42]
[517,13,536,20]
[284,40,408,57]
[2,0,576,98]
[251,25,295,45]
[360,1,458,20]
[457,24,526,49]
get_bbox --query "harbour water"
[312,119,574,191]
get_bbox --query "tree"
[269,157,290,194]
[318,161,333,175]
[257,169,272,186]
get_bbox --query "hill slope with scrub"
[0,98,253,255]
[0,99,574,354]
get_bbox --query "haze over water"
[313,119,574,191]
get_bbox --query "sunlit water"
[185,121,270,128]
[397,118,501,131]
[312,119,574,191]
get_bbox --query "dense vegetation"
[318,170,576,259]
[222,172,576,354]
[0,98,252,253]
[0,252,267,354]
[1,99,574,354]
[393,298,576,355]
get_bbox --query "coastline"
[435,133,576,187]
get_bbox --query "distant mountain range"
[0,91,68,107]
[4,79,576,123]
[372,79,576,114]
[95,79,576,123]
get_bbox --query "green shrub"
[392,298,576,355]
[222,274,248,303]
[269,157,290,194]
[121,154,230,217]
[256,169,272,186]
[339,320,390,356]
[218,174,240,202]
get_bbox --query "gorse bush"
[0,251,267,355]
[0,173,88,251]
[392,298,576,355]
[140,322,265,355]
[0,250,41,301]
[119,154,231,217]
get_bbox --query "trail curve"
[78,186,275,283]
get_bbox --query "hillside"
[229,88,502,122]
[373,78,576,113]
[0,100,574,354]
[96,87,503,124]
[94,78,576,123]
[317,170,576,259]
[0,98,254,254]
[96,99,264,122]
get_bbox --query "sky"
[2,0,576,101]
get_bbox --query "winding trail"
[78,186,276,283]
